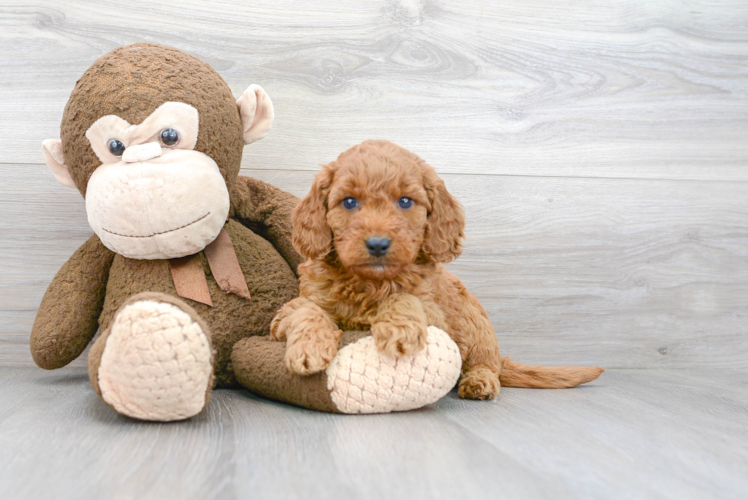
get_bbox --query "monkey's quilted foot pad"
[326,326,462,414]
[97,299,213,421]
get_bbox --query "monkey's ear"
[236,84,274,145]
[42,139,76,189]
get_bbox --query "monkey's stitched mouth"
[102,212,211,238]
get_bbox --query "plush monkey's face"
[42,44,274,260]
[84,102,230,259]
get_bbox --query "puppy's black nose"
[366,237,390,257]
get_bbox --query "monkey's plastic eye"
[342,197,358,210]
[108,139,125,157]
[398,197,413,209]
[159,128,180,147]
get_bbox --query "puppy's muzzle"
[366,237,391,257]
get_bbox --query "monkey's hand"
[231,176,303,276]
[31,235,114,369]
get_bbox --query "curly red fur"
[273,140,603,398]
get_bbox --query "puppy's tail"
[499,358,604,388]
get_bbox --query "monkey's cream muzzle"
[86,149,229,259]
[83,102,230,260]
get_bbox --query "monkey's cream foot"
[458,366,501,400]
[327,326,461,413]
[232,326,461,414]
[96,293,214,421]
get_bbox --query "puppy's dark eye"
[108,139,125,157]
[398,197,413,209]
[159,128,180,147]
[342,197,358,210]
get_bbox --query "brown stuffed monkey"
[32,44,461,420]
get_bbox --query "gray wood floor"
[1,1,747,499]
[1,366,746,500]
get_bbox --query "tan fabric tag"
[169,254,213,307]
[204,227,251,300]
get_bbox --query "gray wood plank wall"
[1,0,746,369]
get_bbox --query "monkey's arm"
[232,175,303,275]
[30,235,115,369]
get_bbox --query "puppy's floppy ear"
[421,163,465,263]
[292,163,336,259]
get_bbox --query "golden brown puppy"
[271,140,603,399]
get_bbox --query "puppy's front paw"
[371,319,428,358]
[269,312,287,341]
[458,367,501,400]
[271,298,322,342]
[285,335,339,375]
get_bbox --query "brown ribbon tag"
[169,226,251,306]
[169,253,213,307]
[204,227,252,300]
